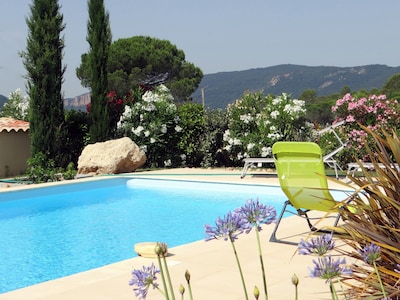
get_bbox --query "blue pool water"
[0,177,289,293]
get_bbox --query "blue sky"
[1,0,400,98]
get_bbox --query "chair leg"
[299,210,317,231]
[269,202,343,245]
[269,200,298,245]
[269,200,288,243]
[333,213,341,226]
[240,162,252,178]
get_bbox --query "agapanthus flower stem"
[373,261,387,298]
[162,255,176,300]
[185,270,194,300]
[187,282,193,300]
[255,228,268,300]
[157,255,170,300]
[329,281,339,300]
[291,274,299,300]
[338,277,349,300]
[230,237,249,300]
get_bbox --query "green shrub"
[176,102,206,167]
[62,162,77,180]
[26,152,58,183]
[57,110,89,168]
[199,108,230,167]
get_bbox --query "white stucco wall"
[0,130,30,178]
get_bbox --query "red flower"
[106,91,117,99]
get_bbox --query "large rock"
[77,137,146,175]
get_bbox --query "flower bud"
[179,284,185,295]
[291,273,299,286]
[154,242,168,257]
[159,242,168,256]
[253,285,260,299]
[154,243,162,256]
[185,270,191,283]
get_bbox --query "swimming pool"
[0,177,288,293]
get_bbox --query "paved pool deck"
[0,168,354,300]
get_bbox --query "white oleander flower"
[132,125,144,136]
[224,144,232,151]
[270,110,280,119]
[272,97,282,105]
[223,129,230,141]
[261,147,271,157]
[121,105,132,119]
[233,138,241,145]
[144,103,156,112]
[161,124,167,134]
[247,143,255,151]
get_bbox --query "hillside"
[191,64,400,109]
[2,64,400,111]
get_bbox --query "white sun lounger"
[347,162,400,176]
[322,145,345,179]
[240,157,275,178]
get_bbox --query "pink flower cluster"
[332,93,398,129]
[331,93,400,159]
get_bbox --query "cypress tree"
[22,0,66,165]
[87,0,112,142]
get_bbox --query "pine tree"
[87,0,112,142]
[22,0,66,165]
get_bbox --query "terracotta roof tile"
[0,117,30,132]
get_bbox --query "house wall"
[0,131,30,178]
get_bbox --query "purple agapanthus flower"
[204,211,249,242]
[359,242,381,264]
[298,233,335,256]
[129,263,160,299]
[235,198,277,233]
[309,255,352,282]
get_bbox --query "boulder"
[77,137,146,175]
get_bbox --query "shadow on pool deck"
[0,168,351,300]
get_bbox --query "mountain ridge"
[2,64,400,110]
[191,64,400,108]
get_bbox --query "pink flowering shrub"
[332,93,400,161]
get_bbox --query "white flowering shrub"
[117,85,185,168]
[0,88,30,120]
[223,91,311,165]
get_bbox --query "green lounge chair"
[270,141,341,245]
